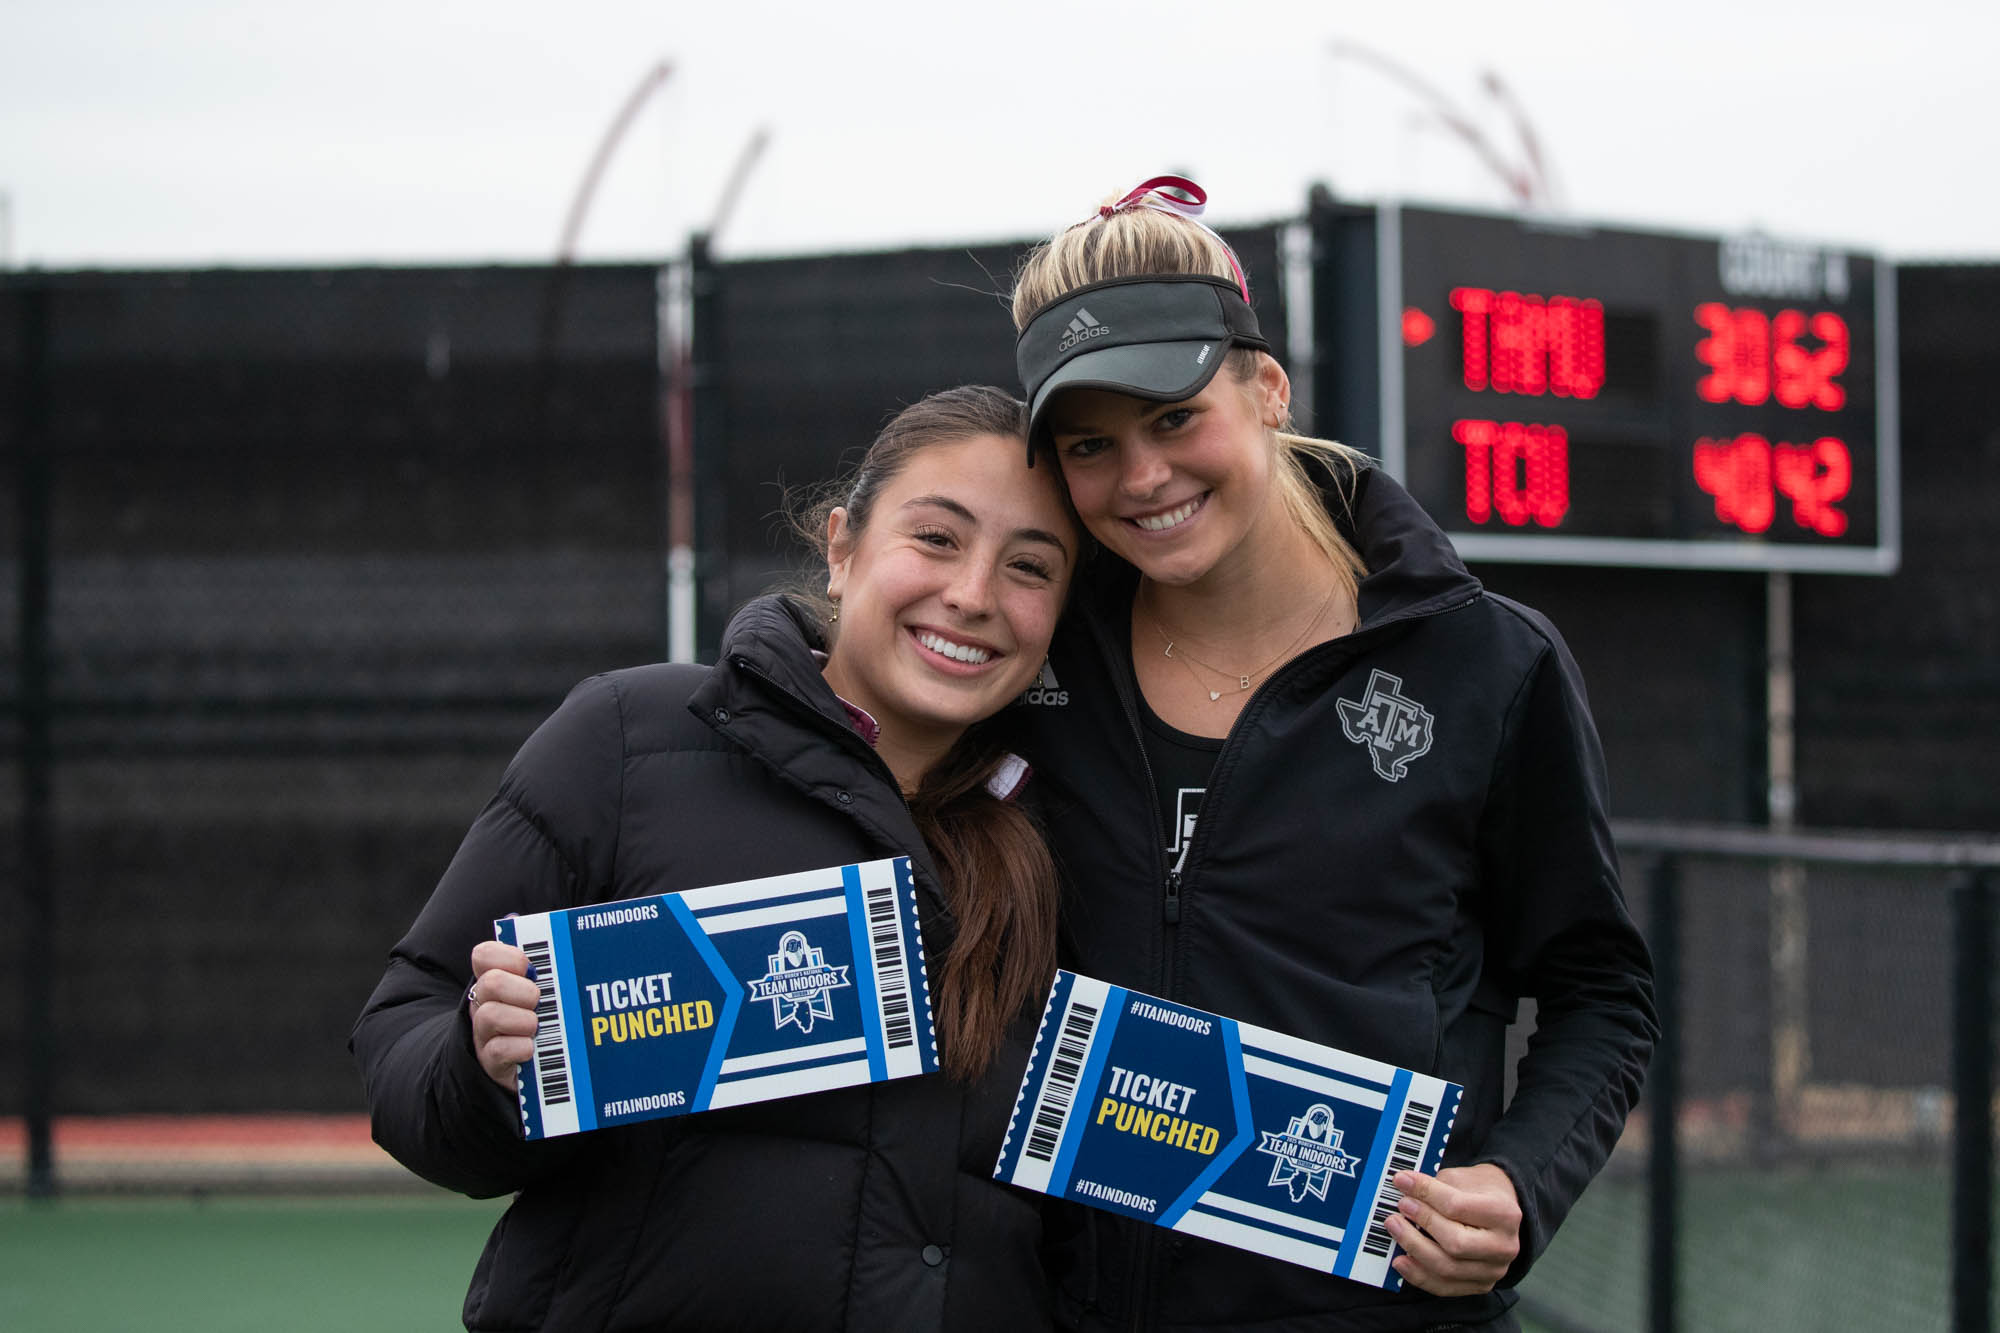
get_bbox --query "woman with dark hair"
[353,385,1080,1331]
[1002,179,1657,1332]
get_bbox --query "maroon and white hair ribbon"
[1090,174,1251,301]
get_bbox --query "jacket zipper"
[1081,604,1180,1333]
[1103,597,1471,1332]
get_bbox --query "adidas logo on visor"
[1058,307,1110,353]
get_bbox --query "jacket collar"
[709,595,848,723]
[1340,463,1484,626]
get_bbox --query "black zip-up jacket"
[351,596,1053,1332]
[1006,466,1656,1332]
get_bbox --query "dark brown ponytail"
[906,732,1060,1081]
[788,385,1065,1081]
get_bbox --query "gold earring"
[1035,661,1048,689]
[829,607,839,624]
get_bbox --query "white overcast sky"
[3,0,1995,270]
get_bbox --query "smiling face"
[1045,353,1291,588]
[822,431,1076,780]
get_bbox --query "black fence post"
[1952,868,1992,1333]
[686,233,727,665]
[14,282,56,1198]
[1648,853,1681,1333]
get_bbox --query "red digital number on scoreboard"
[1692,434,1851,537]
[1694,304,1849,410]
[1691,302,1855,536]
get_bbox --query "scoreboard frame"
[1362,202,1899,574]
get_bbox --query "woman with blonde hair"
[1002,178,1656,1332]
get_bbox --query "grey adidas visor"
[1016,274,1271,464]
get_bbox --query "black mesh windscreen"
[2,266,663,1113]
[1794,265,2000,831]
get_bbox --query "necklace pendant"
[1208,690,1221,702]
[1238,675,1251,690]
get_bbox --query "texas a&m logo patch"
[1336,669,1435,782]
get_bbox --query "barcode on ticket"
[497,915,582,1139]
[994,971,1461,1292]
[861,861,917,1057]
[830,857,932,1085]
[521,939,572,1107]
[1359,1096,1436,1261]
[1026,997,1102,1162]
[1004,973,1110,1195]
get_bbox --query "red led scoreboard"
[1377,204,1898,572]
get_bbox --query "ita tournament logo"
[747,929,851,1034]
[1336,669,1435,782]
[1256,1103,1361,1204]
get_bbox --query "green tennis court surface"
[0,1163,1968,1333]
[1519,1163,1958,1333]
[0,1193,508,1333]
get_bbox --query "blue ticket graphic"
[994,971,1462,1291]
[496,857,937,1140]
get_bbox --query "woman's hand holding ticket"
[1384,1162,1522,1297]
[469,939,540,1090]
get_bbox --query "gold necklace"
[1144,581,1339,702]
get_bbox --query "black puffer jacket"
[351,595,1053,1333]
[1005,466,1656,1332]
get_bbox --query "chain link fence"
[1518,828,1999,1333]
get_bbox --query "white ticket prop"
[496,857,937,1140]
[994,971,1462,1291]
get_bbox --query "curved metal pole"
[663,129,767,663]
[1327,40,1537,207]
[537,59,673,437]
[1479,69,1558,209]
[707,126,770,241]
[555,60,675,262]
